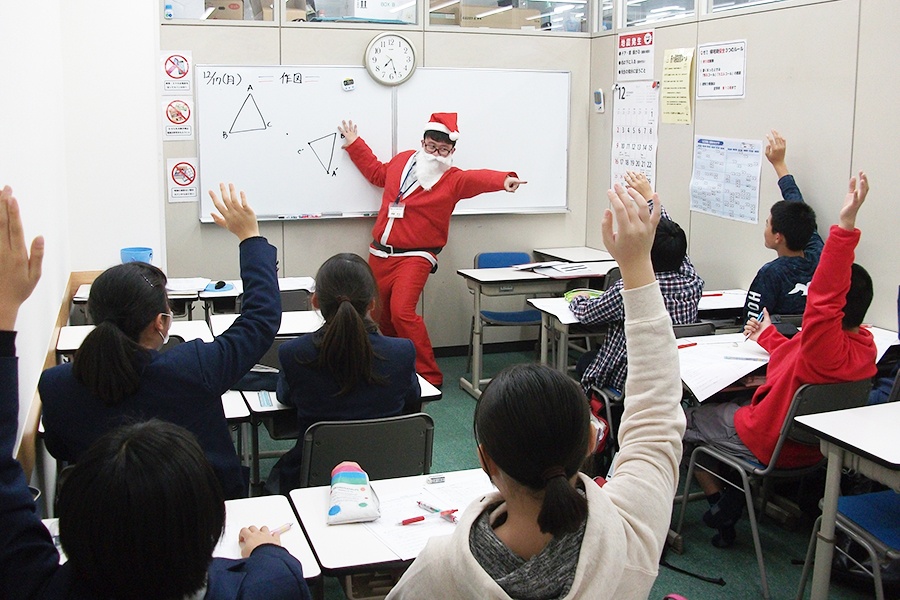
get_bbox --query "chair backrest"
[475,252,532,269]
[773,314,804,327]
[235,289,311,313]
[299,413,435,487]
[256,336,294,370]
[777,379,873,455]
[887,371,900,404]
[672,322,715,339]
[601,266,621,292]
[160,335,185,353]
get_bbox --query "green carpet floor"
[256,350,881,600]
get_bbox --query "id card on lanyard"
[391,159,418,219]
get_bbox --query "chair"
[675,379,873,600]
[299,413,434,488]
[466,252,542,376]
[797,490,900,600]
[672,321,716,339]
[236,288,311,312]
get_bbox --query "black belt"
[371,240,442,256]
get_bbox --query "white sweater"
[386,281,686,600]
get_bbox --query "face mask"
[158,329,169,345]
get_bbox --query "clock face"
[365,33,417,86]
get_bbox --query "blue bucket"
[120,247,153,264]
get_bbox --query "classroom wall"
[586,0,898,329]
[161,25,592,348]
[2,3,164,440]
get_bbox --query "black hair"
[308,253,387,396]
[843,263,874,329]
[57,420,225,600]
[650,218,687,273]
[770,200,817,252]
[423,130,456,147]
[474,363,590,536]
[73,263,169,406]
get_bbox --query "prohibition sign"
[165,55,189,79]
[166,100,191,124]
[171,162,196,186]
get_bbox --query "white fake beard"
[415,150,452,191]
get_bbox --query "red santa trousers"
[368,253,442,386]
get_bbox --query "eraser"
[425,475,445,484]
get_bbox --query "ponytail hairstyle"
[474,363,590,536]
[57,420,225,600]
[309,253,386,396]
[73,262,169,406]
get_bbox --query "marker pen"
[677,342,697,349]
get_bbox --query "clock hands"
[385,57,398,75]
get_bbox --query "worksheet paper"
[611,81,660,189]
[690,136,762,224]
[678,333,769,402]
[363,470,494,560]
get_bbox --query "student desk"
[456,262,615,399]
[200,277,316,319]
[72,282,201,323]
[795,402,900,600]
[42,495,322,581]
[240,377,442,490]
[533,246,614,263]
[288,469,494,575]
[208,310,325,338]
[55,320,216,364]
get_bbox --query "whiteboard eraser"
[342,78,355,91]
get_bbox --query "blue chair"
[466,252,542,378]
[797,490,900,600]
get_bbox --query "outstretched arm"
[0,186,43,331]
[209,183,260,241]
[765,129,790,180]
[839,171,868,231]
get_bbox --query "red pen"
[677,342,697,349]
[702,293,723,297]
[400,516,425,526]
[400,509,459,525]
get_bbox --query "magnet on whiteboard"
[594,89,604,113]
[343,78,355,91]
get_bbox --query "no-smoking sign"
[167,158,199,202]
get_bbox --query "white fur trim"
[424,122,459,141]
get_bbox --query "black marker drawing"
[307,132,338,175]
[229,94,267,134]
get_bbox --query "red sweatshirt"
[734,225,877,468]
[345,138,513,250]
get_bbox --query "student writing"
[39,183,280,499]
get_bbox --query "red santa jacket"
[734,225,877,468]
[345,137,513,250]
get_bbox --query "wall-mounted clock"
[364,33,417,86]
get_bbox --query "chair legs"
[676,447,770,600]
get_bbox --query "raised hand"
[839,171,868,231]
[764,129,789,178]
[623,171,653,201]
[338,120,359,148]
[601,184,660,290]
[209,183,260,242]
[0,186,44,330]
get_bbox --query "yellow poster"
[661,48,693,125]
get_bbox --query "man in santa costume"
[338,113,524,387]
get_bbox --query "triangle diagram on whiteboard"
[308,133,337,174]
[229,94,267,134]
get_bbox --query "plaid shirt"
[569,206,703,393]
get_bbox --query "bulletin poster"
[611,81,660,190]
[689,136,762,224]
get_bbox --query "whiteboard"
[196,65,569,221]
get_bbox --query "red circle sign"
[166,100,190,124]
[171,162,196,186]
[165,55,189,79]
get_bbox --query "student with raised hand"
[570,170,703,396]
[267,253,420,494]
[39,183,280,499]
[743,130,824,323]
[385,184,686,600]
[0,187,310,599]
[685,174,876,549]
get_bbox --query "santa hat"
[424,113,460,141]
